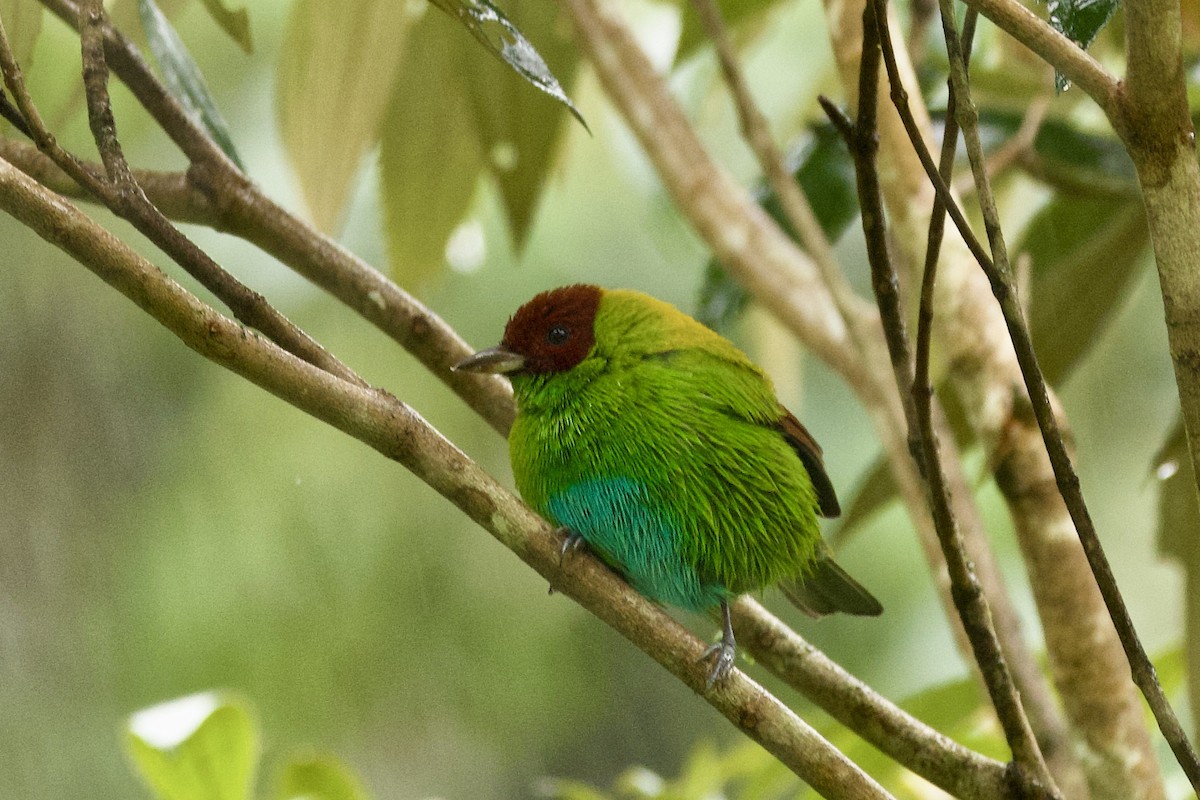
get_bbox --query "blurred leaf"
[1021,195,1148,383]
[1154,418,1197,563]
[0,0,43,69]
[462,0,579,246]
[830,455,895,548]
[198,0,252,54]
[696,260,750,333]
[380,5,577,286]
[1044,0,1119,50]
[696,124,859,332]
[278,755,368,800]
[380,12,484,288]
[974,111,1137,192]
[138,0,243,169]
[427,0,586,129]
[1041,0,1119,90]
[277,0,414,232]
[676,0,780,63]
[767,124,859,240]
[1029,118,1135,183]
[126,693,258,800]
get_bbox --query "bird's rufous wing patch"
[778,409,841,518]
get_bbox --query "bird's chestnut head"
[454,284,602,376]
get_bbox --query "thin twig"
[0,152,896,800]
[824,1,1058,794]
[36,0,520,434]
[950,96,1049,198]
[0,86,31,137]
[934,0,1200,790]
[732,599,1017,800]
[913,13,1085,796]
[687,0,870,329]
[0,7,363,387]
[955,0,1120,116]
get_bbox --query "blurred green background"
[0,0,1189,797]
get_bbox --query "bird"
[455,284,881,687]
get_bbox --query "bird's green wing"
[657,345,842,518]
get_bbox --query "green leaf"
[427,0,586,129]
[278,755,368,800]
[277,0,415,232]
[695,124,859,332]
[1021,195,1148,384]
[198,0,252,54]
[137,0,243,169]
[379,12,485,288]
[462,0,579,247]
[1154,419,1197,563]
[380,4,578,285]
[1041,0,1120,90]
[696,259,750,334]
[1045,0,1120,49]
[675,0,780,63]
[0,0,43,69]
[830,455,895,548]
[126,692,258,800]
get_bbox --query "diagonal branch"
[0,7,361,387]
[934,1,1200,792]
[954,0,1119,116]
[687,0,870,332]
[0,152,894,800]
[821,1,1168,795]
[821,4,1055,792]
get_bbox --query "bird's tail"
[780,546,883,618]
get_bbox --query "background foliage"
[0,0,1195,797]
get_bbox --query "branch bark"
[0,152,894,800]
[823,5,1055,791]
[33,0,518,435]
[821,2,1166,796]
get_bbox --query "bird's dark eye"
[547,324,570,345]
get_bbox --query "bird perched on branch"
[456,285,881,687]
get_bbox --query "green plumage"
[457,285,880,684]
[510,289,822,606]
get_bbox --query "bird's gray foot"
[557,527,586,565]
[699,600,737,689]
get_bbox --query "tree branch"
[33,0,517,434]
[954,0,1120,117]
[823,5,1056,792]
[732,599,1016,800]
[0,151,896,800]
[0,7,362,387]
[821,1,1167,794]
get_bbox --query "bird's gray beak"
[453,346,527,374]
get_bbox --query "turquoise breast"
[545,477,729,612]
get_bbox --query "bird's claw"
[699,640,736,689]
[558,527,586,565]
